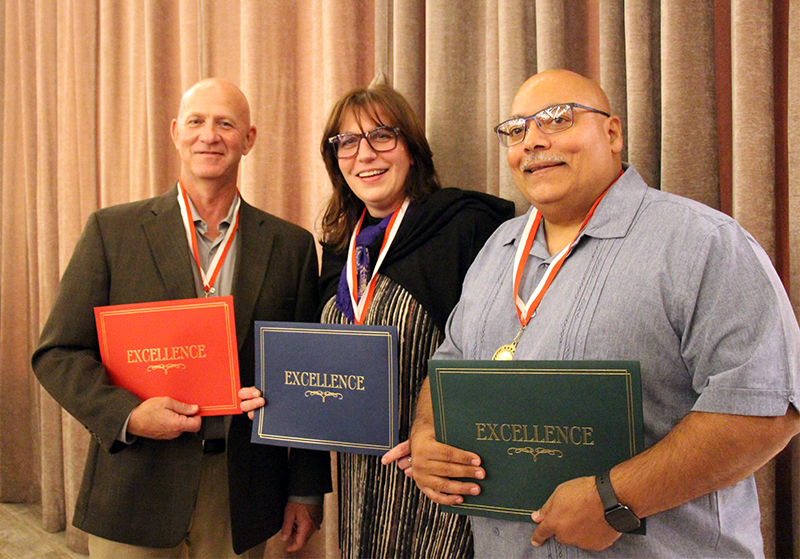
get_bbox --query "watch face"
[605,505,642,533]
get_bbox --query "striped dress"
[321,274,473,559]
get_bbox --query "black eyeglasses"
[494,103,610,147]
[328,126,401,159]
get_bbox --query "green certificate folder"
[429,360,644,527]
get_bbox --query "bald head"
[512,69,612,119]
[177,78,252,128]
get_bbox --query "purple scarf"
[335,214,393,322]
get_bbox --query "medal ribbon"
[513,187,611,326]
[177,181,241,296]
[346,198,410,324]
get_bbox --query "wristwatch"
[595,471,641,533]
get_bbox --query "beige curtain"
[2,0,799,557]
[1,0,373,556]
[375,0,798,557]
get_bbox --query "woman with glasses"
[318,84,515,559]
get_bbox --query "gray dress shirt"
[433,165,800,558]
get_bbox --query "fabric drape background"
[1,0,797,557]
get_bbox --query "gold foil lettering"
[474,423,596,445]
[126,345,207,364]
[283,370,365,392]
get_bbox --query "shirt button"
[492,527,500,537]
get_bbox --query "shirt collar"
[184,191,240,235]
[503,163,647,254]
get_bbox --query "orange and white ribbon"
[177,181,240,296]
[345,198,410,324]
[512,188,610,326]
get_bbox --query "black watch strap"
[595,471,642,533]
[596,470,619,507]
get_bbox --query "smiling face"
[507,70,623,225]
[336,106,413,218]
[171,79,256,189]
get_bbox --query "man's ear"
[242,125,257,155]
[170,119,180,149]
[606,116,624,155]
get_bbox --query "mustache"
[518,153,565,173]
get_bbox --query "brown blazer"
[32,187,331,553]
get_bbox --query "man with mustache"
[32,78,331,558]
[408,69,800,557]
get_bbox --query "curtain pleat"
[496,0,537,208]
[241,0,298,217]
[624,0,661,190]
[35,0,65,537]
[1,0,38,506]
[732,0,775,254]
[390,0,426,122]
[53,0,97,551]
[203,1,241,82]
[729,21,779,547]
[426,3,490,196]
[536,0,568,70]
[789,0,800,325]
[598,0,628,162]
[178,2,201,87]
[661,1,720,207]
[144,2,184,198]
[788,3,800,553]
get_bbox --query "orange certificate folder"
[94,297,241,416]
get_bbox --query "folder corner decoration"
[429,359,645,533]
[251,321,399,455]
[94,296,242,416]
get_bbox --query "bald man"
[33,78,331,558]
[408,70,800,557]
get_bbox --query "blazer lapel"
[142,187,198,301]
[232,200,274,350]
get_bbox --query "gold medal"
[493,323,527,361]
[492,344,516,361]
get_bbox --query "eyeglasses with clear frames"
[328,126,401,159]
[494,103,610,148]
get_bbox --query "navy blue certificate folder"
[251,321,399,455]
